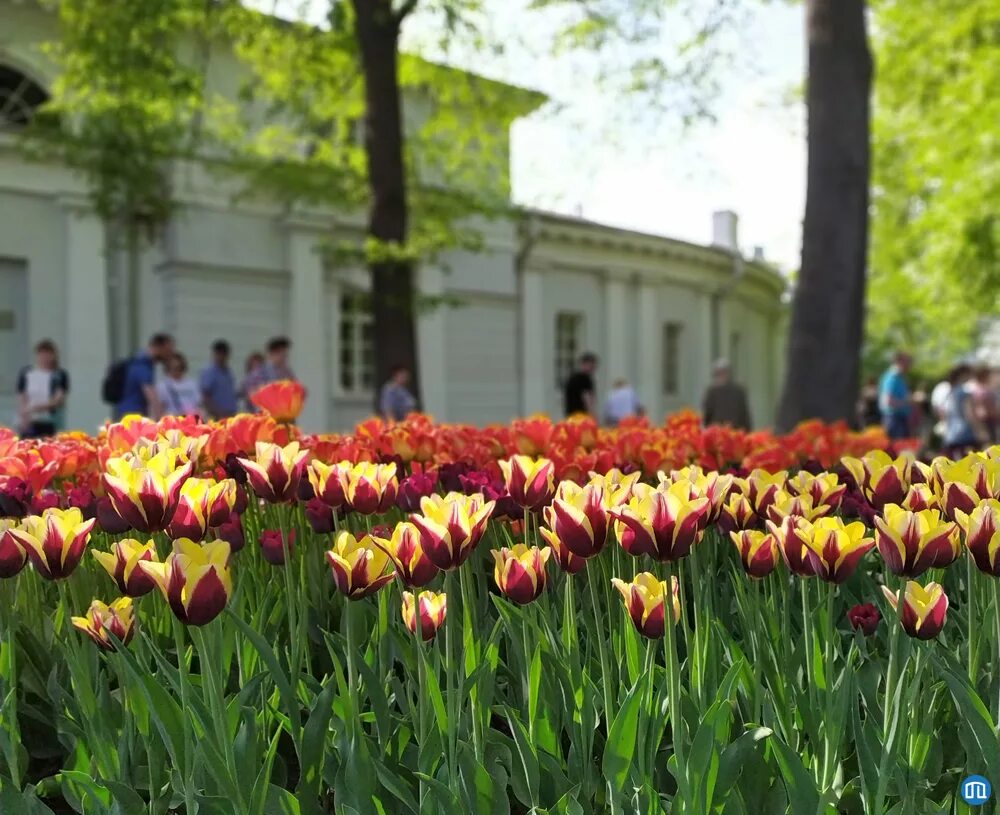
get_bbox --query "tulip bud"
[0,520,27,578]
[66,486,97,520]
[372,521,439,587]
[874,505,961,577]
[92,539,158,596]
[214,513,245,553]
[396,471,438,513]
[499,455,556,512]
[611,573,680,639]
[766,491,832,525]
[9,507,96,580]
[842,451,917,511]
[491,545,551,605]
[729,530,780,578]
[881,581,949,640]
[71,597,136,651]
[31,491,61,514]
[900,484,939,513]
[304,497,337,534]
[768,516,815,577]
[326,532,395,600]
[745,469,787,517]
[847,603,880,636]
[401,590,447,641]
[260,528,295,566]
[0,476,31,519]
[786,471,846,510]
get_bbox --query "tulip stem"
[444,569,459,789]
[662,562,688,812]
[0,580,21,788]
[874,582,906,815]
[993,579,1000,730]
[459,565,483,761]
[968,555,979,687]
[171,617,197,814]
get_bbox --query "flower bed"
[0,398,995,814]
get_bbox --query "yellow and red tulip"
[139,539,233,626]
[662,466,734,524]
[767,515,815,577]
[786,471,847,510]
[589,468,642,508]
[729,529,781,578]
[718,492,758,534]
[0,519,27,578]
[92,538,158,596]
[609,481,709,562]
[874,504,961,577]
[341,461,399,515]
[611,572,681,639]
[802,517,875,584]
[307,459,348,508]
[410,492,495,570]
[491,544,551,605]
[249,379,306,423]
[103,452,193,533]
[745,469,788,517]
[541,481,608,558]
[881,581,949,640]
[10,507,96,580]
[238,441,308,503]
[166,477,221,540]
[401,590,447,641]
[901,483,940,513]
[955,499,1000,576]
[373,521,439,587]
[499,455,556,512]
[71,597,136,651]
[766,491,832,525]
[842,450,927,511]
[326,531,395,600]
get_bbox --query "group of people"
[562,352,752,429]
[865,351,1000,452]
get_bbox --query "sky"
[256,0,807,270]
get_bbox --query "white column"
[637,279,660,419]
[604,275,629,384]
[287,229,329,432]
[521,265,546,415]
[63,204,110,433]
[697,290,715,405]
[416,263,448,420]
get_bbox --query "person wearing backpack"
[110,333,175,420]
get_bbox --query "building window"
[0,66,49,131]
[339,290,373,393]
[555,312,583,387]
[729,330,741,379]
[663,322,682,395]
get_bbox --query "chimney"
[711,210,739,253]
[752,246,765,262]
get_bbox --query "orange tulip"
[250,379,306,422]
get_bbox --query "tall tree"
[777,0,872,429]
[350,0,421,406]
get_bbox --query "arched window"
[0,64,49,131]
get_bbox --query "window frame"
[662,321,683,396]
[337,289,374,396]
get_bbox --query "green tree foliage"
[868,0,1000,376]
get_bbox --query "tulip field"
[2,383,1000,813]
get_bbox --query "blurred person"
[930,369,955,447]
[603,378,641,426]
[239,352,265,412]
[16,339,69,438]
[199,339,238,420]
[156,353,201,417]
[564,352,598,417]
[242,337,295,399]
[115,333,174,419]
[856,377,881,428]
[379,364,417,422]
[971,365,998,443]
[911,381,930,437]
[702,358,751,430]
[942,364,983,455]
[878,351,912,440]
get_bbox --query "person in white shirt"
[929,373,953,445]
[156,353,202,417]
[603,378,642,426]
[16,339,69,438]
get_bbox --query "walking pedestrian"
[156,353,201,417]
[702,359,751,430]
[114,333,174,420]
[199,339,238,420]
[379,365,417,422]
[878,351,913,440]
[564,353,598,418]
[16,339,69,438]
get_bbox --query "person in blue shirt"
[878,350,913,440]
[199,339,239,420]
[115,333,175,419]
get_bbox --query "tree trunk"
[777,0,872,430]
[351,0,421,412]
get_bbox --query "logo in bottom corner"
[961,775,992,806]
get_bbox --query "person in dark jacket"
[702,358,751,430]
